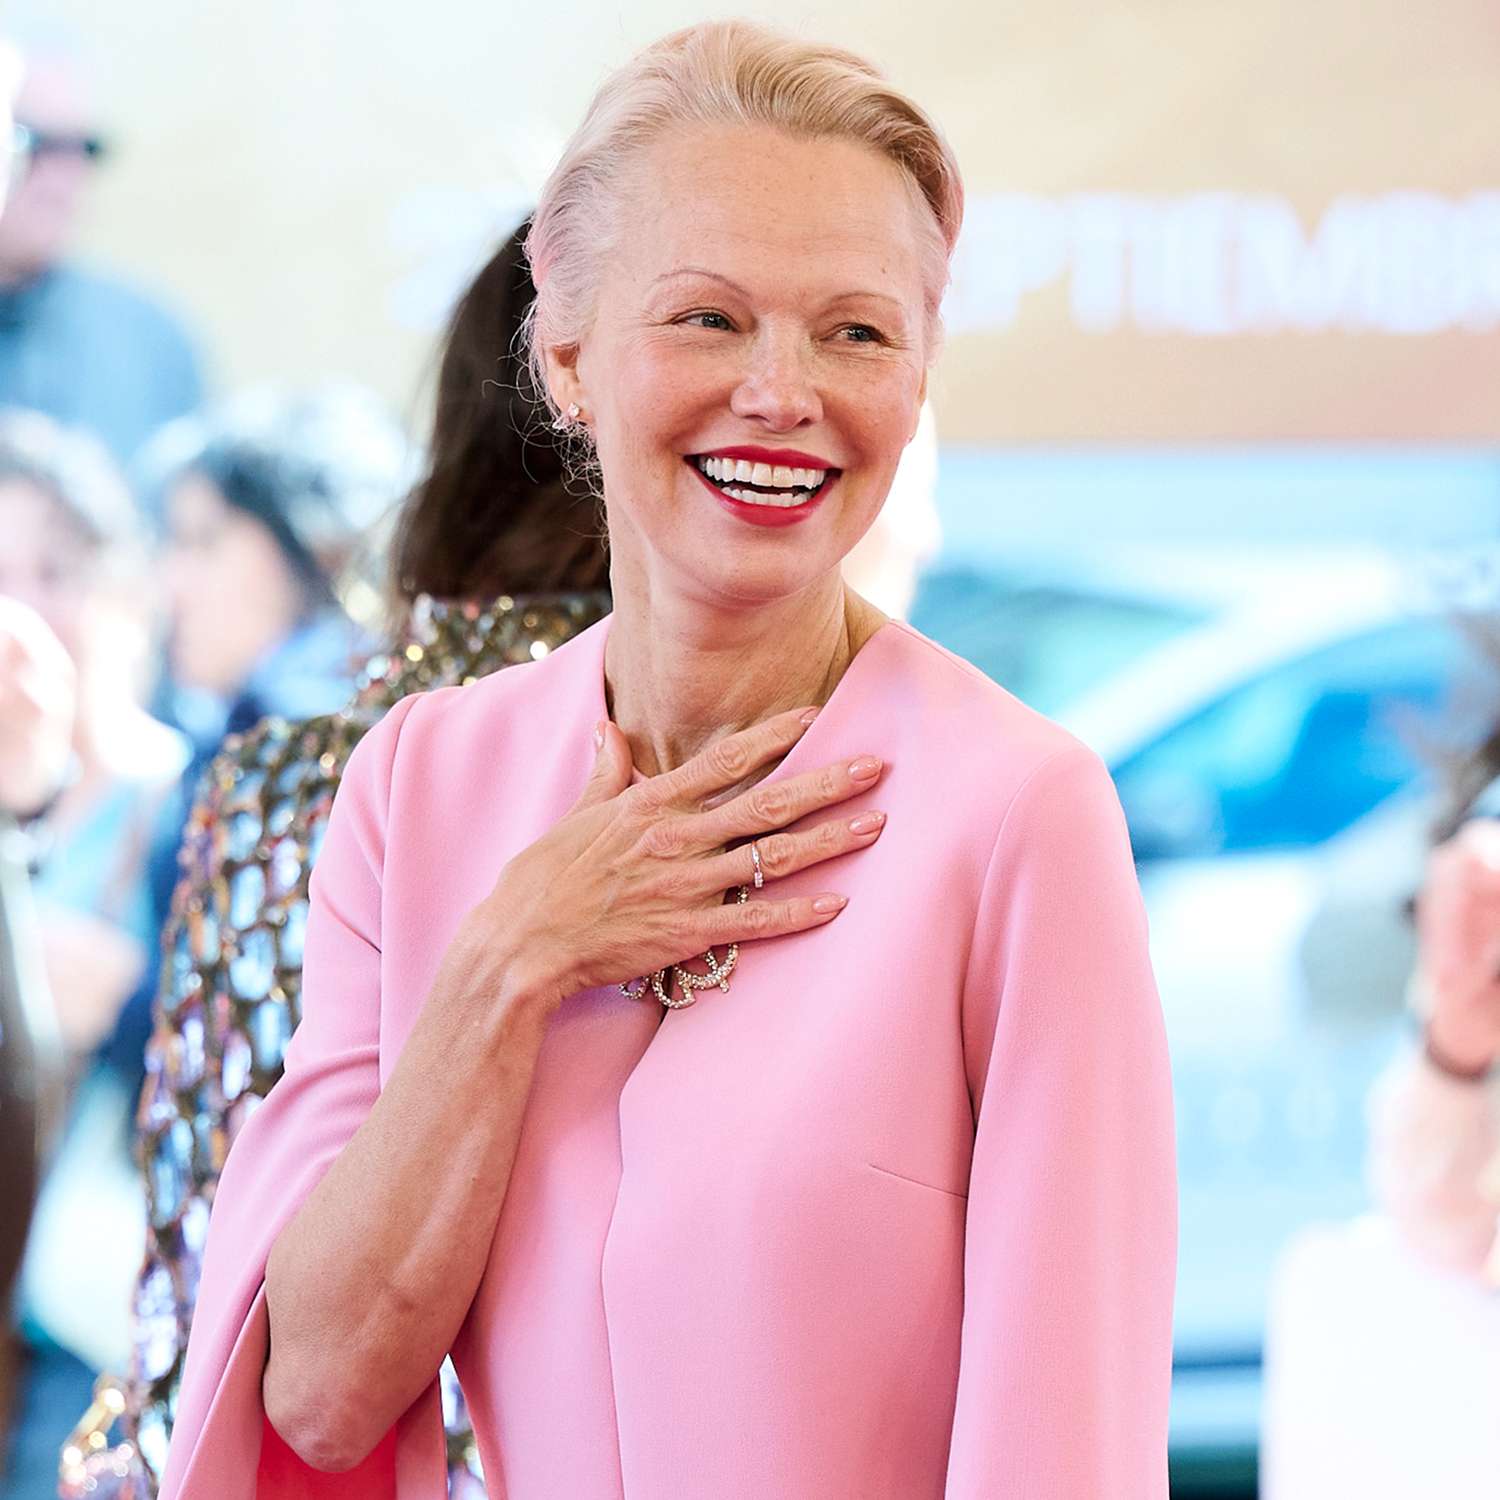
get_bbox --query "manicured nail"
[800,707,820,727]
[813,893,848,913]
[849,810,886,835]
[593,719,605,750]
[848,755,882,781]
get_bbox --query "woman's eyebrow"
[822,290,907,315]
[650,268,906,314]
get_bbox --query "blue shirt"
[0,261,204,470]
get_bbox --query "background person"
[0,410,187,1488]
[1366,743,1500,1283]
[121,383,412,1086]
[0,411,187,1066]
[0,37,203,472]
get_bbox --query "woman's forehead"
[613,127,925,308]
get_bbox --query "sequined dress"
[59,592,610,1499]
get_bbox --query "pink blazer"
[161,614,1178,1499]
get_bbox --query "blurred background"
[2,1,1498,1496]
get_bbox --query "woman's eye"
[837,324,883,344]
[681,311,734,331]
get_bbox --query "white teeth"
[693,455,830,497]
[722,485,816,508]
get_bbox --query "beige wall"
[22,0,1500,442]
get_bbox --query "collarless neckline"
[584,614,900,790]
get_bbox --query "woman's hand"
[1414,817,1500,1076]
[462,706,886,1016]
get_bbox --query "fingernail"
[848,755,882,781]
[813,893,848,913]
[849,810,885,835]
[800,707,820,727]
[593,719,605,750]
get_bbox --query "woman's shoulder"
[870,619,1104,794]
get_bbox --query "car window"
[1113,618,1463,857]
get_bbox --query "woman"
[1366,738,1500,1284]
[163,22,1177,1499]
[151,382,408,763]
[117,385,410,1088]
[0,411,187,1071]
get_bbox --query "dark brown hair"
[389,216,610,604]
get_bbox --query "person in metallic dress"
[59,217,610,1498]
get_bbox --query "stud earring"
[552,401,582,432]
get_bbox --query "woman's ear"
[542,341,585,421]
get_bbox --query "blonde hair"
[522,19,964,418]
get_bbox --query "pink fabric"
[160,614,1178,1500]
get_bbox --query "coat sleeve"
[158,692,447,1500]
[1365,971,1500,1280]
[944,745,1178,1500]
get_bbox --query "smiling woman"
[533,110,952,777]
[160,20,1177,1500]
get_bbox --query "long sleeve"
[944,746,1178,1500]
[158,692,446,1499]
[1365,969,1500,1281]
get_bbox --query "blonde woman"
[162,23,1177,1499]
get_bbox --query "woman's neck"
[603,580,888,781]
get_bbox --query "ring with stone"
[749,840,764,889]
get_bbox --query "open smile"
[683,448,842,528]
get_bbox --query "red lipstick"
[684,456,836,528]
[695,445,839,469]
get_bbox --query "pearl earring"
[552,401,581,432]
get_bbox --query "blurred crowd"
[0,34,433,1489]
[0,24,1493,1500]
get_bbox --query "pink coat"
[160,613,1178,1499]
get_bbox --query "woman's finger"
[643,705,820,808]
[692,754,884,846]
[570,719,636,812]
[695,809,886,891]
[689,888,849,948]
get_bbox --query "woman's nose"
[728,330,823,430]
